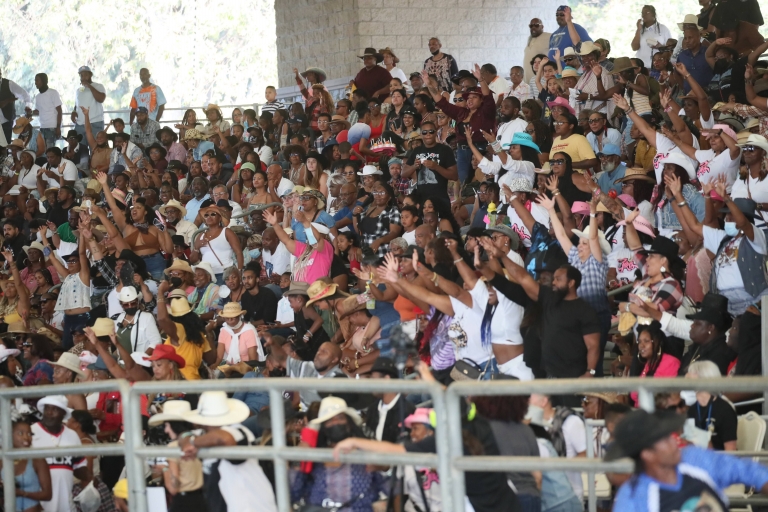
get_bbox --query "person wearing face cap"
[668,172,768,316]
[608,408,768,512]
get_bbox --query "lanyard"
[696,400,714,432]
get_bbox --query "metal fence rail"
[3,376,768,512]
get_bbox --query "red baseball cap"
[146,345,186,368]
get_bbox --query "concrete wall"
[275,0,562,89]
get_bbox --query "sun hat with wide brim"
[660,152,696,181]
[358,47,384,63]
[219,302,246,318]
[310,396,363,427]
[546,96,576,115]
[158,199,188,219]
[610,57,635,75]
[183,391,250,427]
[301,67,328,82]
[677,13,703,31]
[379,47,399,63]
[306,281,349,306]
[148,400,192,427]
[571,225,612,255]
[50,352,86,378]
[283,281,310,297]
[37,395,73,420]
[614,167,656,184]
[605,409,685,461]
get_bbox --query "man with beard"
[159,199,196,245]
[45,186,76,227]
[523,18,551,84]
[40,147,77,189]
[474,97,529,178]
[240,261,278,325]
[32,395,88,512]
[286,341,346,408]
[156,126,187,163]
[595,144,626,195]
[2,218,26,267]
[422,37,459,93]
[184,177,211,223]
[489,243,600,382]
[205,151,233,185]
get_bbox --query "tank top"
[626,75,652,116]
[200,228,235,274]
[55,273,91,311]
[8,459,41,511]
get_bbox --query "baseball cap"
[78,65,92,74]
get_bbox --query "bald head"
[530,18,544,37]
[414,224,436,249]
[314,341,342,374]
[267,163,283,181]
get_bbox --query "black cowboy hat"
[719,197,756,220]
[360,356,399,379]
[305,150,328,170]
[155,126,178,143]
[65,130,83,142]
[604,409,685,461]
[167,160,188,174]
[686,293,732,331]
[171,234,189,249]
[451,70,475,85]
[640,235,682,265]
[146,142,167,160]
[358,47,383,63]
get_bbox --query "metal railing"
[3,376,768,512]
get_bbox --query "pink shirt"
[218,325,260,364]
[292,240,334,284]
[632,353,681,405]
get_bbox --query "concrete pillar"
[275,0,563,89]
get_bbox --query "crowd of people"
[2,0,768,510]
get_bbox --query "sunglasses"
[529,23,542,27]
[553,121,566,126]
[120,300,138,307]
[421,129,436,135]
[299,195,315,201]
[588,118,603,124]
[743,145,760,152]
[524,128,536,134]
[549,159,565,165]
[343,171,356,176]
[372,191,387,196]
[455,98,465,103]
[290,152,300,157]
[65,259,79,265]
[203,212,220,218]
[564,56,578,61]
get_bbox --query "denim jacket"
[657,184,705,231]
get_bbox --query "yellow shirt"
[634,140,657,171]
[550,134,596,164]
[164,323,211,381]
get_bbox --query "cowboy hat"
[203,103,222,115]
[0,346,19,364]
[155,126,178,142]
[164,258,193,276]
[146,344,186,368]
[91,318,115,337]
[571,225,612,255]
[357,164,383,176]
[505,132,540,153]
[2,321,29,337]
[283,281,310,297]
[451,69,474,85]
[719,197,757,220]
[146,142,167,160]
[546,96,575,115]
[329,115,351,130]
[358,47,383,63]
[306,281,348,307]
[582,391,621,404]
[338,294,368,319]
[577,41,600,56]
[739,133,768,153]
[22,242,45,256]
[677,14,703,31]
[118,286,139,303]
[191,262,215,281]
[617,194,637,208]
[504,177,536,194]
[169,297,193,317]
[462,86,484,100]
[12,117,31,134]
[362,356,399,379]
[300,67,327,82]
[50,352,86,378]
[310,396,363,426]
[198,202,230,227]
[558,67,581,79]
[485,225,521,250]
[614,167,656,184]
[640,235,684,264]
[404,408,434,429]
[182,128,208,141]
[617,215,656,238]
[535,162,552,175]
[660,152,696,181]
[605,409,685,461]
[610,57,635,75]
[158,199,188,219]
[148,400,192,426]
[379,47,399,63]
[686,293,731,330]
[219,302,246,318]
[183,391,250,427]
[130,352,152,368]
[37,395,73,420]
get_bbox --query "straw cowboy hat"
[12,117,31,134]
[379,47,399,63]
[183,128,208,141]
[203,103,223,116]
[148,400,192,427]
[339,294,368,319]
[219,302,246,318]
[329,115,351,130]
[50,352,86,378]
[37,395,73,420]
[306,281,348,307]
[358,47,383,63]
[168,297,193,317]
[159,199,188,219]
[571,225,612,255]
[301,67,327,83]
[309,396,363,427]
[183,391,250,427]
[614,167,656,184]
[198,202,230,227]
[164,258,193,276]
[677,14,703,31]
[91,318,115,337]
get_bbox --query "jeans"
[517,494,542,512]
[141,252,167,282]
[62,312,89,351]
[40,128,59,150]
[456,142,487,184]
[74,121,105,143]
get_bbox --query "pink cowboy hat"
[617,215,656,238]
[546,96,576,115]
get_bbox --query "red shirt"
[95,391,123,433]
[354,66,392,102]
[436,94,497,145]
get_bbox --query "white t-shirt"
[275,296,295,328]
[18,164,41,190]
[74,83,106,125]
[694,149,741,191]
[653,133,700,183]
[731,174,768,226]
[31,422,86,512]
[703,225,768,292]
[635,23,673,70]
[546,414,587,498]
[216,425,278,512]
[42,158,78,187]
[257,146,273,166]
[469,276,524,346]
[35,89,63,129]
[262,243,291,277]
[608,247,644,285]
[449,288,491,365]
[402,229,417,245]
[504,202,550,248]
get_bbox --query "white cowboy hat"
[660,152,696,181]
[22,242,45,255]
[118,286,138,303]
[130,352,152,368]
[158,199,188,219]
[148,400,192,427]
[571,225,612,255]
[357,165,383,176]
[182,391,250,427]
[50,352,86,378]
[739,133,768,153]
[309,396,362,427]
[0,346,20,364]
[192,262,215,281]
[37,395,73,420]
[310,222,330,235]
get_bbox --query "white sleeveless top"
[200,228,235,274]
[55,273,91,311]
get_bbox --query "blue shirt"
[596,163,626,196]
[677,47,713,94]
[548,24,592,60]
[192,141,214,162]
[184,193,211,222]
[232,371,270,415]
[613,446,768,512]
[333,205,357,234]
[291,210,336,242]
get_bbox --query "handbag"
[450,357,492,381]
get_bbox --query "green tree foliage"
[0,0,277,120]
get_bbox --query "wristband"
[553,190,561,197]
[625,303,631,312]
[663,105,673,113]
[677,200,687,207]
[589,213,596,218]
[453,257,463,264]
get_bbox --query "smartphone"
[85,200,92,215]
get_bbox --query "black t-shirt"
[240,287,278,324]
[2,234,27,267]
[658,471,727,512]
[406,143,456,203]
[46,203,72,228]
[537,286,601,378]
[686,395,738,450]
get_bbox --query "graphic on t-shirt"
[653,151,669,171]
[697,160,710,178]
[714,237,739,268]
[417,152,443,185]
[677,490,725,512]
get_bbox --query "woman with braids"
[631,5,674,74]
[156,280,215,380]
[625,321,680,405]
